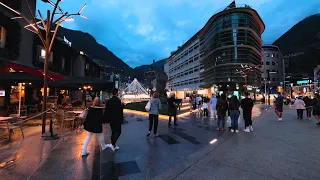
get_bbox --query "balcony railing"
[214,4,252,14]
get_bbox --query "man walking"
[105,88,124,151]
[209,94,218,119]
[275,92,284,121]
[241,92,254,132]
[167,92,178,127]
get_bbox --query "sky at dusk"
[37,0,320,67]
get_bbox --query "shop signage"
[0,90,5,97]
[63,36,72,47]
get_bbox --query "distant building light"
[80,51,84,55]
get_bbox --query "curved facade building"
[200,4,265,88]
[262,45,284,86]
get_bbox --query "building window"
[0,26,6,48]
[271,54,274,57]
[272,62,275,65]
[272,78,275,81]
[38,46,53,64]
[265,53,269,57]
[266,61,270,65]
[61,57,65,71]
[262,62,263,65]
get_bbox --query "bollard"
[44,119,59,140]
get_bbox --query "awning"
[49,76,114,91]
[3,61,64,81]
[0,72,43,83]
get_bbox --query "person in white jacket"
[294,97,306,119]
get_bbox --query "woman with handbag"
[81,97,108,156]
[146,91,161,137]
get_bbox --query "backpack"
[217,100,227,113]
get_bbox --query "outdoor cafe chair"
[56,110,76,135]
[0,115,26,142]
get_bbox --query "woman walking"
[229,96,241,133]
[294,96,305,119]
[216,94,228,131]
[312,94,320,125]
[82,97,107,156]
[303,96,312,120]
[147,91,161,137]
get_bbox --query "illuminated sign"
[63,36,72,47]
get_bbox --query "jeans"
[110,123,121,146]
[82,131,105,154]
[203,109,208,116]
[230,110,240,130]
[243,110,252,128]
[149,114,159,134]
[169,115,177,125]
[217,116,225,129]
[306,108,312,118]
[210,109,216,119]
[297,109,304,119]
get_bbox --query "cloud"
[36,0,320,68]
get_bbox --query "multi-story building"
[164,1,265,97]
[164,37,204,94]
[261,45,285,87]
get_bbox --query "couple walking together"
[81,88,123,156]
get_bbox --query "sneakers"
[114,145,120,150]
[249,126,253,132]
[235,130,239,133]
[110,145,115,152]
[231,129,234,133]
[277,118,283,122]
[102,144,109,151]
[243,128,250,133]
[81,152,90,156]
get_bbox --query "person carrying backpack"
[216,94,228,131]
[241,92,254,133]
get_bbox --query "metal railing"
[214,4,252,14]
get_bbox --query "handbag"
[145,100,151,111]
[79,108,88,120]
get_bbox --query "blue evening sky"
[37,0,320,67]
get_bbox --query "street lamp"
[0,0,87,135]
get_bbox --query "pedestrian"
[196,95,202,110]
[294,96,305,119]
[189,94,193,112]
[202,100,209,118]
[216,94,228,131]
[303,96,312,120]
[167,92,178,127]
[147,91,161,137]
[241,92,254,132]
[82,97,108,156]
[104,88,124,151]
[229,95,241,133]
[274,92,284,121]
[312,94,320,125]
[209,94,218,119]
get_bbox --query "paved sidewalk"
[0,104,269,180]
[154,107,320,180]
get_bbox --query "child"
[202,100,209,118]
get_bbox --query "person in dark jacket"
[167,92,178,127]
[229,95,241,133]
[82,97,107,156]
[303,96,312,120]
[216,94,228,131]
[241,92,254,133]
[312,94,320,125]
[104,88,124,151]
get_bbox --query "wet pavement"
[0,104,268,180]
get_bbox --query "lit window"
[271,54,274,57]
[41,49,46,58]
[85,63,89,70]
[0,26,6,48]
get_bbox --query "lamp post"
[0,0,87,135]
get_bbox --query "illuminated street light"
[0,0,87,135]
